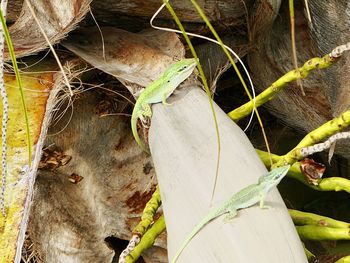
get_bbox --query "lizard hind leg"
[139,104,152,128]
[141,104,152,118]
[224,209,238,222]
[139,115,149,128]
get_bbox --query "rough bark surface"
[29,91,166,263]
[90,0,253,25]
[63,28,185,94]
[5,0,91,59]
[9,0,350,262]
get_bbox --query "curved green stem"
[132,186,161,236]
[162,1,221,201]
[296,225,350,241]
[0,9,31,165]
[189,0,273,168]
[125,214,166,263]
[228,54,337,122]
[289,0,305,95]
[336,255,350,263]
[289,209,350,228]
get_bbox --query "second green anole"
[131,58,197,153]
[171,165,291,263]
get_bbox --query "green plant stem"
[162,0,221,200]
[336,255,350,263]
[296,225,350,241]
[189,0,272,167]
[125,214,166,263]
[0,9,31,165]
[228,54,337,122]
[132,186,161,236]
[289,209,350,228]
[289,0,305,95]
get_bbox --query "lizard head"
[163,58,198,86]
[174,58,197,74]
[258,165,291,187]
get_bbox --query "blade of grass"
[304,0,311,23]
[150,3,256,132]
[0,6,32,216]
[161,1,221,202]
[0,9,32,165]
[154,1,273,200]
[289,0,305,95]
[24,0,73,96]
[189,0,273,195]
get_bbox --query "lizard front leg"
[259,193,270,209]
[162,92,172,106]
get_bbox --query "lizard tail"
[131,104,150,154]
[171,211,224,263]
[171,233,195,263]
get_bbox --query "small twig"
[299,131,350,158]
[274,109,350,167]
[289,0,305,95]
[132,186,161,236]
[24,0,73,96]
[88,6,106,61]
[304,0,312,23]
[330,42,350,58]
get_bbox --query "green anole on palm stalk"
[131,58,197,153]
[171,165,291,263]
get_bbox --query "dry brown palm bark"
[4,0,350,262]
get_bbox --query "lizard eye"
[178,65,188,72]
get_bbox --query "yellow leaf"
[0,72,54,262]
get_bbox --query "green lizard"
[171,165,291,263]
[131,58,197,153]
